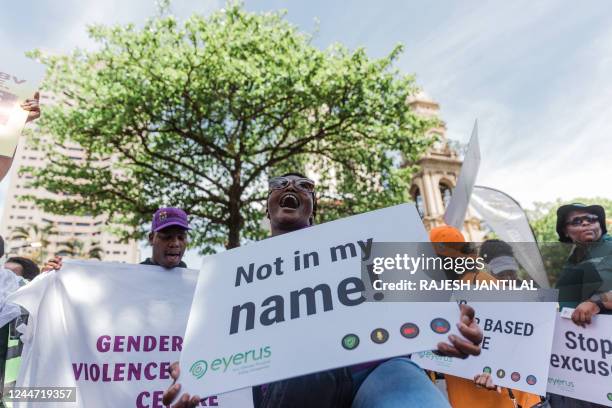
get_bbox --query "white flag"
[444,121,481,229]
[471,186,550,288]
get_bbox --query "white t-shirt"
[0,266,23,327]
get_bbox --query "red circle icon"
[400,323,420,339]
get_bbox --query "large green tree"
[25,4,436,253]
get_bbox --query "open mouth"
[279,192,300,209]
[165,252,181,263]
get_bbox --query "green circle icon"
[190,360,208,379]
[342,334,360,350]
[483,366,492,374]
[607,393,612,401]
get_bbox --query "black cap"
[556,203,607,243]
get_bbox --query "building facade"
[407,91,483,241]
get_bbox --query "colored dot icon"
[511,372,521,382]
[342,334,360,350]
[607,393,612,401]
[430,318,451,334]
[526,375,537,385]
[371,328,389,344]
[400,323,420,339]
[496,369,505,379]
[482,366,492,374]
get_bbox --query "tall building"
[407,90,483,241]
[0,95,139,263]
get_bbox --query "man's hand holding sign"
[163,174,482,408]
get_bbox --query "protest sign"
[444,120,480,229]
[7,261,253,408]
[180,204,463,398]
[547,311,612,406]
[412,302,557,395]
[0,69,35,157]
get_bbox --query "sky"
[2,0,612,262]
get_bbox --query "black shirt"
[140,258,187,268]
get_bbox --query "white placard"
[180,204,463,398]
[0,70,34,157]
[547,311,612,406]
[412,302,557,395]
[8,261,253,407]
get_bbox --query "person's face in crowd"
[267,175,314,235]
[4,261,24,276]
[148,226,188,268]
[564,210,602,243]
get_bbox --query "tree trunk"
[227,173,242,249]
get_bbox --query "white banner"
[7,261,253,408]
[0,70,34,157]
[471,186,550,288]
[444,120,481,229]
[547,311,612,406]
[412,302,557,395]
[180,204,463,398]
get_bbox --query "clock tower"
[407,90,483,241]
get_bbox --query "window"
[439,183,452,209]
[412,187,425,218]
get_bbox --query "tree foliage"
[57,239,103,260]
[25,4,436,253]
[10,222,56,263]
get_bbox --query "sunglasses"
[566,214,599,226]
[268,177,315,193]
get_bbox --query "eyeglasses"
[268,176,315,193]
[566,214,599,226]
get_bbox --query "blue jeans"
[351,358,450,408]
